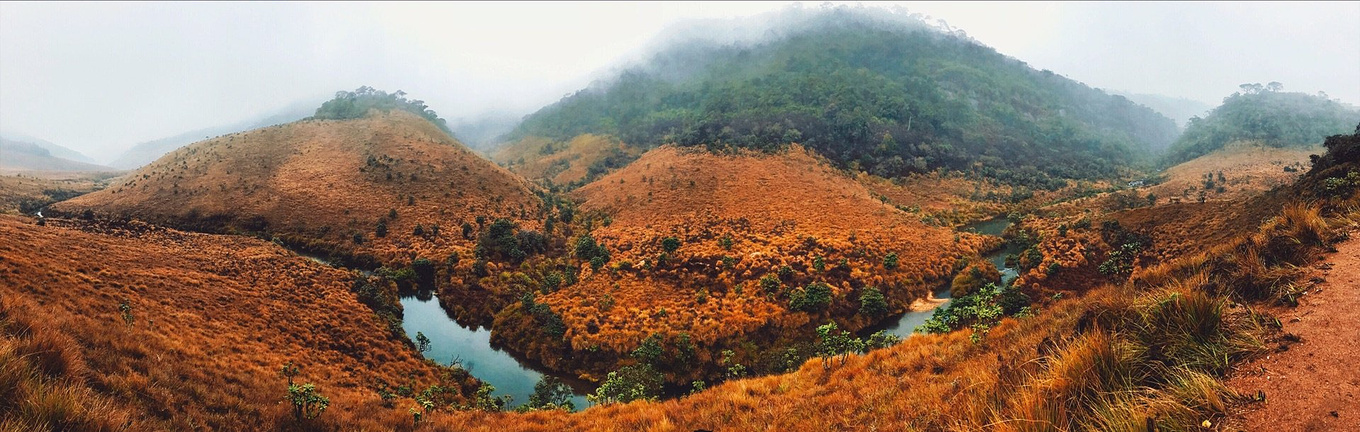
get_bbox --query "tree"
[631,334,664,365]
[587,364,662,405]
[858,287,889,317]
[816,322,864,368]
[790,282,832,312]
[883,252,899,269]
[523,376,576,412]
[415,331,431,354]
[1266,81,1283,92]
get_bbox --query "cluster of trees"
[512,9,1176,189]
[1163,85,1360,165]
[313,86,452,134]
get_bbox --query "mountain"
[1162,88,1360,166]
[107,98,321,170]
[1111,91,1214,131]
[0,131,99,164]
[0,136,114,173]
[451,112,524,151]
[53,106,542,269]
[509,6,1179,189]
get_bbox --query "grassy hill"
[52,108,542,270]
[1163,88,1359,166]
[474,144,996,386]
[0,215,481,430]
[509,7,1177,189]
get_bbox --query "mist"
[1,1,1356,165]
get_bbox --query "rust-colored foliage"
[51,110,542,267]
[0,216,476,430]
[493,134,642,186]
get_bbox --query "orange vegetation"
[0,215,476,430]
[51,110,542,268]
[0,174,110,215]
[857,171,1013,227]
[485,145,995,384]
[492,134,642,186]
[1149,141,1316,204]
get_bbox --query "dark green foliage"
[815,322,865,368]
[660,236,681,253]
[858,286,889,317]
[411,257,436,288]
[415,331,431,354]
[521,376,576,412]
[917,282,1031,334]
[477,219,534,263]
[574,233,611,267]
[281,362,330,421]
[520,293,566,338]
[718,234,734,250]
[313,86,451,134]
[863,330,901,351]
[1165,89,1359,165]
[588,364,663,405]
[759,274,781,295]
[413,224,424,236]
[631,333,664,365]
[883,252,899,270]
[511,8,1176,187]
[375,220,388,238]
[461,222,475,239]
[790,282,833,312]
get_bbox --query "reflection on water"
[399,294,590,410]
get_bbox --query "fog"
[2,1,1356,164]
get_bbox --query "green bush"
[790,282,833,312]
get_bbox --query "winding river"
[875,217,1019,338]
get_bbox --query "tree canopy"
[313,86,452,134]
[511,8,1177,189]
[1163,86,1360,165]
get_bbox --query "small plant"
[375,220,388,238]
[281,362,329,421]
[118,300,134,327]
[721,350,747,379]
[883,252,899,270]
[760,274,781,295]
[816,321,865,368]
[415,331,431,354]
[661,236,681,253]
[718,234,733,250]
[813,255,826,272]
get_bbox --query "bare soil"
[1225,231,1360,432]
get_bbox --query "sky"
[1,1,1357,163]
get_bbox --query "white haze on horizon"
[1,1,1356,164]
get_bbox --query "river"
[874,217,1019,338]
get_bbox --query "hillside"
[509,7,1178,189]
[1163,88,1359,166]
[1148,141,1317,204]
[51,109,542,269]
[491,134,642,187]
[107,99,318,170]
[0,137,115,173]
[0,173,111,215]
[472,144,995,386]
[0,215,482,430]
[1112,92,1214,131]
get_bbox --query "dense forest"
[313,86,453,134]
[1163,85,1360,165]
[511,8,1178,189]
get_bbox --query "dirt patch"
[1225,231,1360,431]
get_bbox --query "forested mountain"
[1163,86,1360,165]
[511,7,1178,189]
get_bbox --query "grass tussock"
[0,299,135,431]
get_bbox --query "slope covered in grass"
[52,109,542,269]
[1163,89,1358,166]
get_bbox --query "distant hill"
[0,136,114,173]
[1111,91,1214,131]
[0,132,99,164]
[509,6,1178,189]
[107,98,320,170]
[1162,88,1360,166]
[450,112,523,151]
[53,108,542,268]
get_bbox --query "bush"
[375,220,388,238]
[661,236,681,253]
[883,252,899,269]
[521,376,576,412]
[858,287,888,317]
[760,274,781,295]
[587,364,663,405]
[790,282,833,312]
[281,362,329,421]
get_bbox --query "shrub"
[631,334,664,365]
[522,376,575,412]
[718,234,733,250]
[375,220,388,238]
[587,364,663,405]
[759,274,781,295]
[858,287,889,317]
[790,282,832,312]
[816,322,865,368]
[281,362,329,421]
[661,236,681,253]
[883,252,899,269]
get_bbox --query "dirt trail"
[1225,232,1360,432]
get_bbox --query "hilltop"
[1163,86,1359,165]
[509,6,1178,189]
[52,108,542,269]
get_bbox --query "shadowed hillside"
[1,137,115,173]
